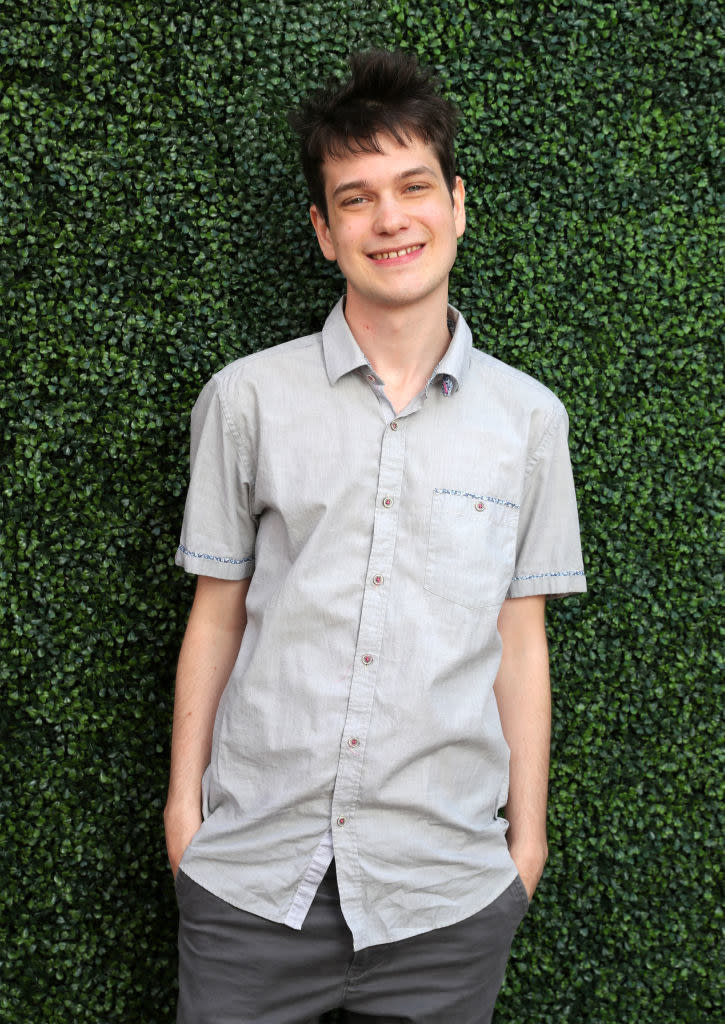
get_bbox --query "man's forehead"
[320,134,443,189]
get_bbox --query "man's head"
[290,49,458,224]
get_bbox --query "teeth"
[371,245,422,260]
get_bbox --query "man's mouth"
[369,244,424,261]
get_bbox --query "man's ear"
[310,205,337,262]
[453,176,466,239]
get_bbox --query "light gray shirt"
[175,298,586,950]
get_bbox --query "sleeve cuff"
[174,544,255,580]
[507,569,587,600]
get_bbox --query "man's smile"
[367,244,424,261]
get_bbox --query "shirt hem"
[284,830,334,929]
[349,864,520,951]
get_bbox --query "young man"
[166,50,586,1024]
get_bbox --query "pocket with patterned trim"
[424,489,519,609]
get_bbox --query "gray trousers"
[176,861,529,1024]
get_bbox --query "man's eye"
[406,184,426,193]
[343,196,366,206]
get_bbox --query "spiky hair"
[289,49,458,220]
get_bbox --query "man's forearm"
[493,595,551,898]
[164,575,250,872]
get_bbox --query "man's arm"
[493,594,550,901]
[164,574,251,877]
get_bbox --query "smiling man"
[166,50,586,1024]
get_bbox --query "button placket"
[330,419,406,848]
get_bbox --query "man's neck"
[344,292,452,412]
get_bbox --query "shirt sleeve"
[507,403,587,599]
[174,376,257,580]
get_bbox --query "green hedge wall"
[2,1,721,1021]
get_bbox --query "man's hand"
[164,801,203,879]
[508,839,548,902]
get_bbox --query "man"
[165,49,586,1024]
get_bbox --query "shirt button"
[390,420,399,430]
[367,373,375,382]
[372,574,383,586]
[475,500,486,511]
[362,654,373,665]
[382,496,393,508]
[348,737,360,749]
[336,816,346,827]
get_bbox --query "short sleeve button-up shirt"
[175,298,586,950]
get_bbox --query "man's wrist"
[164,791,202,820]
[507,836,548,900]
[507,835,548,867]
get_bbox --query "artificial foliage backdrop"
[2,1,722,1021]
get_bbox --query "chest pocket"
[424,489,519,610]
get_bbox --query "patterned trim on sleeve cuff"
[178,544,255,566]
[511,569,586,582]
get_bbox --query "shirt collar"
[322,296,473,394]
[322,298,369,385]
[424,306,471,397]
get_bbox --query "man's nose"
[373,195,410,234]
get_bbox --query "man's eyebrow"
[331,165,438,200]
[397,165,438,181]
[332,178,370,200]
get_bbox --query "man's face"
[310,134,465,318]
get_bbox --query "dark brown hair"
[289,49,458,221]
